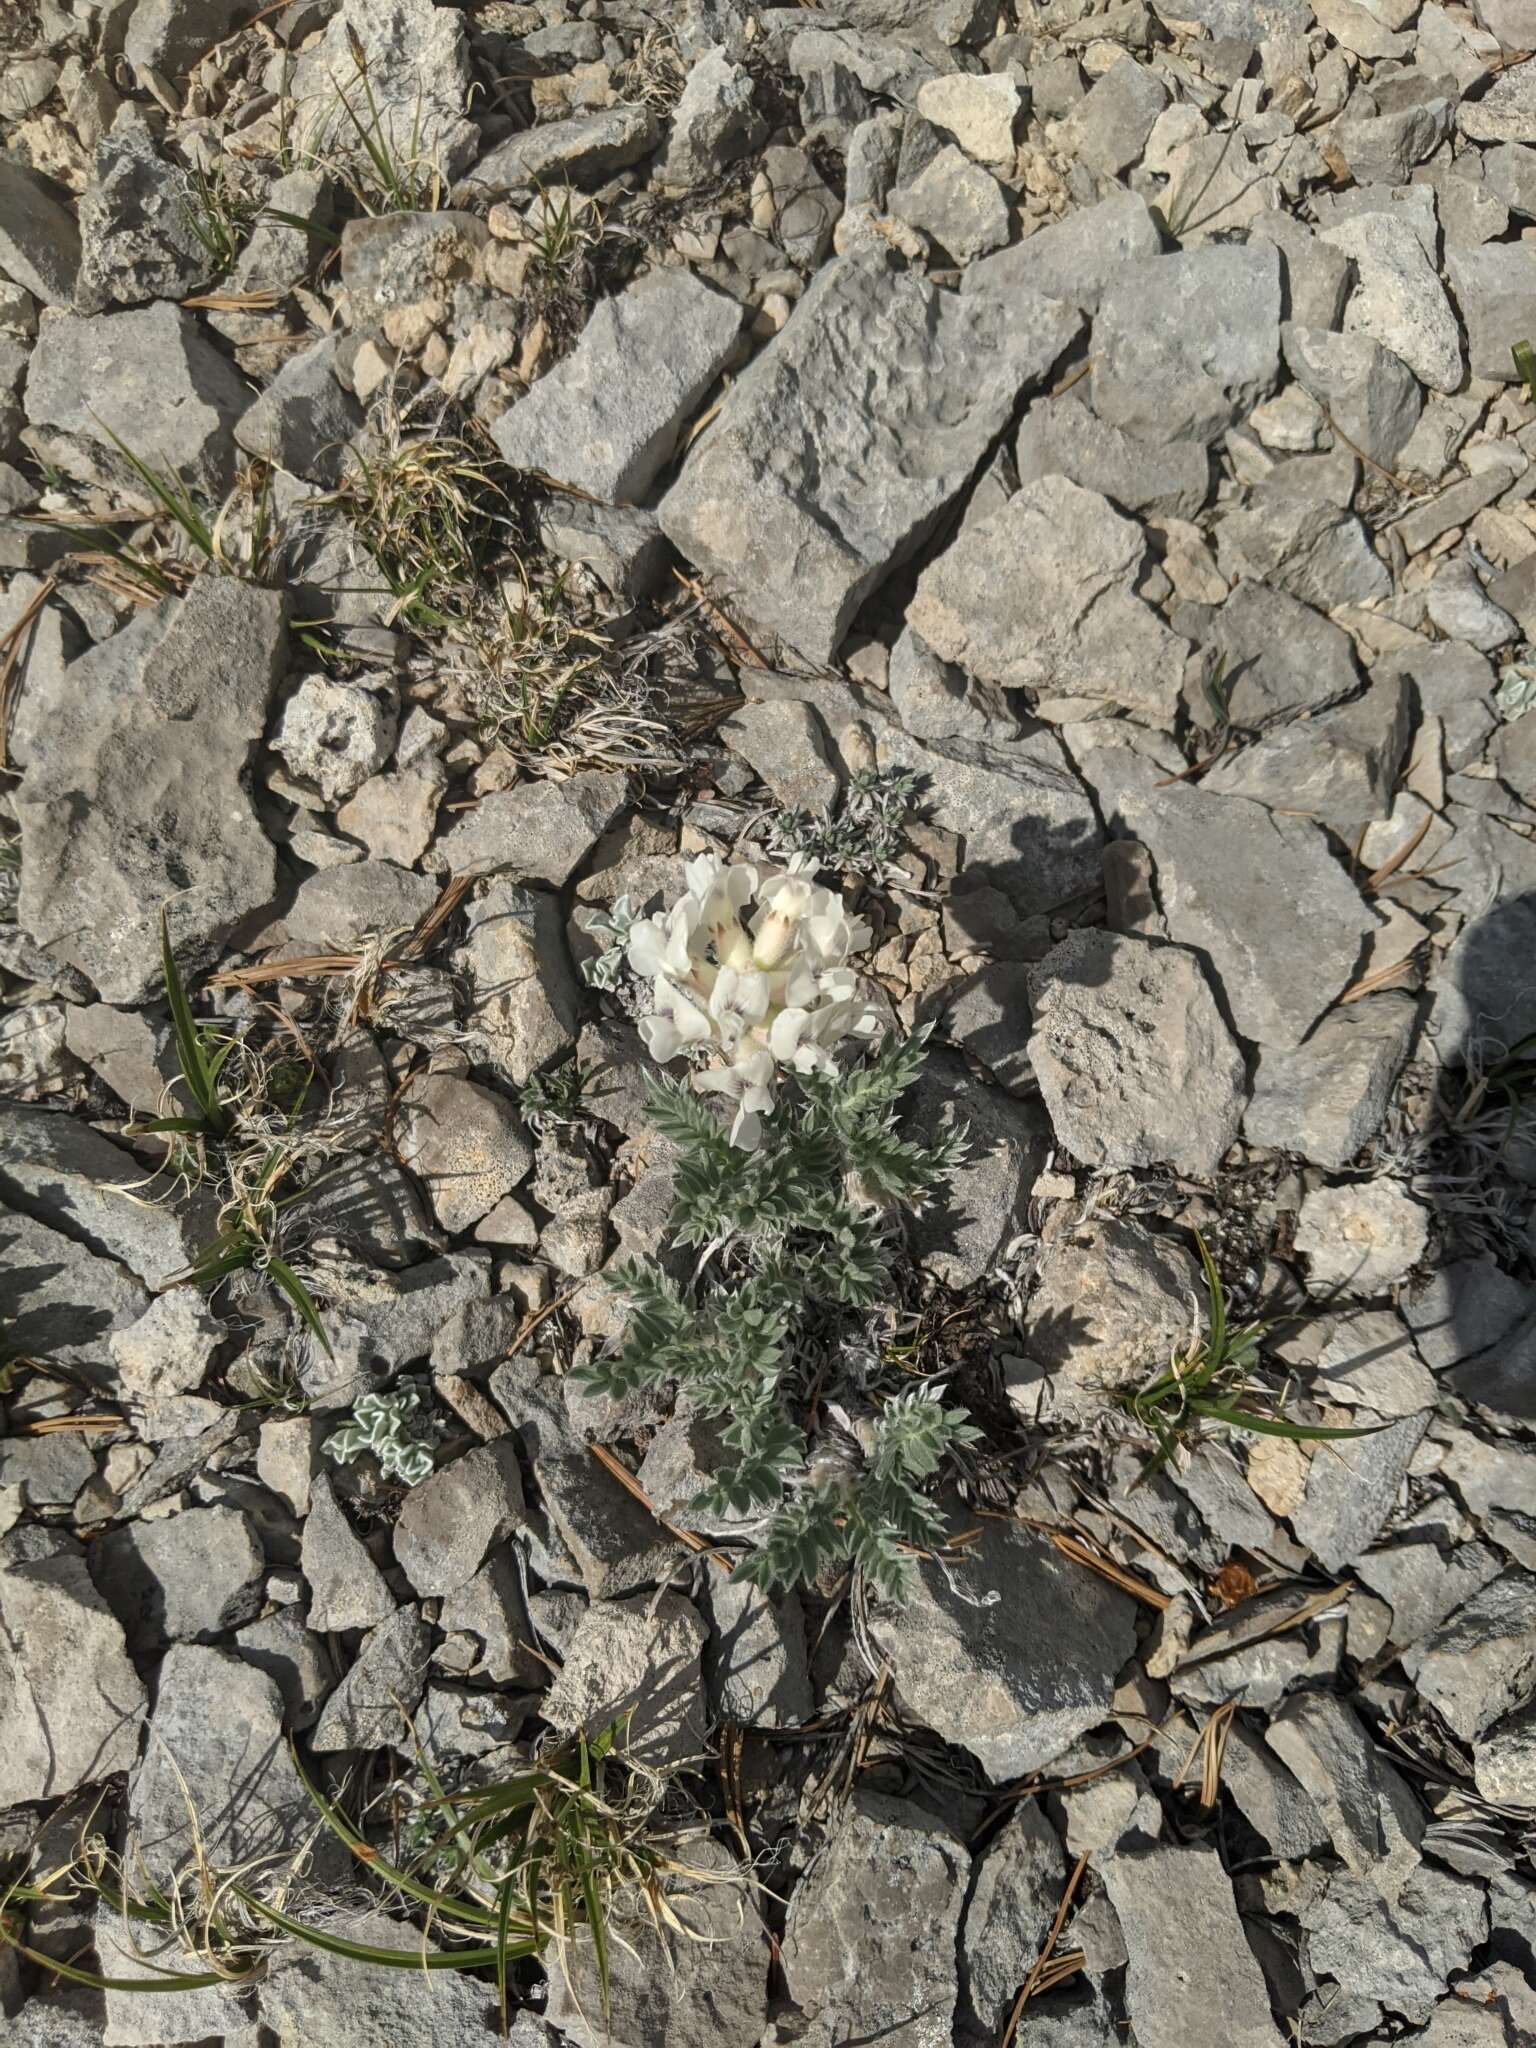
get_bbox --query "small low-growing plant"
[1121,1231,1384,1484]
[0,1721,707,2030]
[182,162,259,275]
[134,911,332,1351]
[577,853,978,1599]
[516,1057,613,1135]
[335,416,509,630]
[323,1382,440,1483]
[765,765,920,887]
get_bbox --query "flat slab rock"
[1103,1839,1286,2048]
[1118,782,1379,1050]
[781,1790,970,2048]
[659,245,1081,665]
[1027,927,1246,1174]
[871,1515,1138,1781]
[493,267,742,503]
[13,578,287,1004]
[908,475,1190,722]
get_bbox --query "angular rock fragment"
[960,1805,1063,2036]
[1090,243,1282,445]
[13,579,286,1004]
[542,1591,706,1765]
[23,302,248,495]
[889,145,1011,261]
[129,1643,314,1873]
[310,1603,433,1751]
[234,337,362,486]
[1012,1216,1198,1423]
[659,247,1080,663]
[908,477,1189,721]
[1103,1841,1285,2048]
[1,1203,151,1378]
[873,1517,1138,1781]
[395,1074,533,1235]
[1265,1690,1425,1898]
[391,1440,526,1597]
[457,882,581,1087]
[1283,323,1423,469]
[782,1791,970,2048]
[904,1048,1051,1287]
[1403,1571,1536,1742]
[546,1839,769,2048]
[1302,1864,1488,2026]
[301,1474,396,1634]
[75,124,214,313]
[261,1907,509,2047]
[1320,209,1464,392]
[494,269,741,502]
[92,1505,265,1647]
[1202,581,1363,731]
[1203,671,1411,837]
[662,49,766,187]
[0,158,81,305]
[1117,783,1379,1050]
[463,105,659,193]
[1027,929,1245,1174]
[287,0,480,178]
[1015,390,1212,520]
[1295,1179,1429,1298]
[697,1573,813,1727]
[0,1527,146,1808]
[963,190,1163,312]
[433,770,626,884]
[1291,1411,1430,1573]
[1243,995,1417,1168]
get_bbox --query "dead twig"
[1000,1851,1090,2045]
[585,1443,734,1572]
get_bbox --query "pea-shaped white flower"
[626,853,880,1147]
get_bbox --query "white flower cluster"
[626,852,881,1148]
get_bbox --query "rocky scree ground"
[1,0,1536,2042]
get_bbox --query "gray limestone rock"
[889,145,1011,261]
[1266,1690,1426,1898]
[1027,929,1245,1175]
[782,1791,970,2048]
[1473,1697,1536,1806]
[908,477,1190,722]
[310,1603,433,1751]
[1303,1863,1488,2026]
[1294,1179,1430,1298]
[659,247,1080,664]
[1103,1841,1286,2048]
[1202,580,1363,732]
[272,672,397,805]
[261,1907,512,2047]
[697,1572,813,1726]
[463,105,659,193]
[0,1106,191,1287]
[904,1048,1052,1288]
[542,1591,706,1765]
[1320,209,1465,393]
[1461,62,1536,143]
[1117,782,1379,1050]
[0,1527,146,1808]
[391,1439,526,1597]
[234,1608,337,1730]
[301,1473,396,1633]
[92,1505,265,1648]
[0,158,81,305]
[494,269,741,503]
[1011,1215,1199,1424]
[545,1838,769,2048]
[234,337,362,486]
[75,125,213,314]
[433,770,627,884]
[12,578,286,1004]
[286,0,480,179]
[1243,995,1418,1169]
[1203,671,1412,838]
[872,725,1102,926]
[125,0,264,74]
[23,301,248,495]
[1015,390,1212,521]
[1282,323,1424,469]
[128,1641,318,1887]
[962,190,1164,313]
[457,883,581,1088]
[395,1074,534,1235]
[960,1804,1063,2037]
[1403,1571,1536,1742]
[1292,1412,1431,1573]
[662,48,766,187]
[871,1516,1138,1781]
[1090,242,1283,445]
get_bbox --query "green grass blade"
[495,1875,517,2034]
[1190,1401,1390,1441]
[1194,1227,1226,1369]
[159,909,228,1135]
[267,1256,332,1357]
[237,1890,524,1969]
[0,1929,247,1994]
[580,1866,609,2019]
